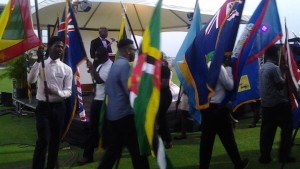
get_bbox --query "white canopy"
[30,0,250,35]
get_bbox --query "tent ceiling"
[31,1,212,33]
[29,1,248,33]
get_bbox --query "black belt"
[38,101,64,106]
[209,103,225,110]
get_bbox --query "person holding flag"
[28,36,73,169]
[77,46,113,165]
[98,38,149,169]
[200,55,248,169]
[259,45,295,164]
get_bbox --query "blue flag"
[58,1,87,138]
[178,0,245,110]
[232,0,282,111]
[174,2,201,123]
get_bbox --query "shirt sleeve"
[57,66,73,98]
[27,62,40,83]
[119,63,130,96]
[219,66,234,91]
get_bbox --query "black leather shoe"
[235,158,249,169]
[259,156,272,164]
[174,135,187,140]
[77,157,93,165]
[279,156,296,163]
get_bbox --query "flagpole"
[62,0,69,62]
[34,0,49,103]
[120,2,139,49]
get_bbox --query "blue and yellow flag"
[179,0,245,110]
[232,0,282,111]
[174,2,202,123]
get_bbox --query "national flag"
[231,0,283,111]
[178,0,245,110]
[174,1,201,123]
[115,14,131,60]
[128,0,173,168]
[0,0,41,63]
[283,20,300,109]
[58,0,87,139]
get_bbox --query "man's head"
[99,27,108,39]
[94,46,109,64]
[118,38,136,62]
[265,45,279,62]
[48,36,64,60]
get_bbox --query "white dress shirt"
[27,57,73,102]
[207,62,233,104]
[94,59,113,100]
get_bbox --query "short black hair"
[48,36,63,48]
[117,38,133,49]
[265,45,279,58]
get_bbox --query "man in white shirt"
[28,36,73,169]
[78,46,113,165]
[199,56,248,169]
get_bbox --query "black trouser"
[157,89,172,143]
[200,105,243,169]
[83,99,103,160]
[98,115,149,169]
[32,101,65,169]
[260,102,293,161]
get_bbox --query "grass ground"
[1,66,300,169]
[0,106,300,169]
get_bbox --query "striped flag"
[128,0,173,168]
[0,0,41,63]
[58,0,87,138]
[283,20,300,109]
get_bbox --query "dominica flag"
[0,0,41,63]
[128,0,173,168]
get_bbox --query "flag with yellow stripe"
[129,0,173,168]
[0,0,41,63]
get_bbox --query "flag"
[231,0,283,111]
[115,14,131,60]
[58,0,87,138]
[283,20,300,109]
[177,0,245,110]
[0,0,41,63]
[174,1,202,123]
[128,0,173,168]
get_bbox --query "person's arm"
[273,66,286,90]
[119,63,130,95]
[219,66,234,91]
[87,60,104,84]
[27,61,40,84]
[47,66,73,98]
[90,39,96,58]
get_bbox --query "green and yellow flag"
[115,14,131,60]
[128,0,173,168]
[0,0,41,63]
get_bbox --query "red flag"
[284,21,300,109]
